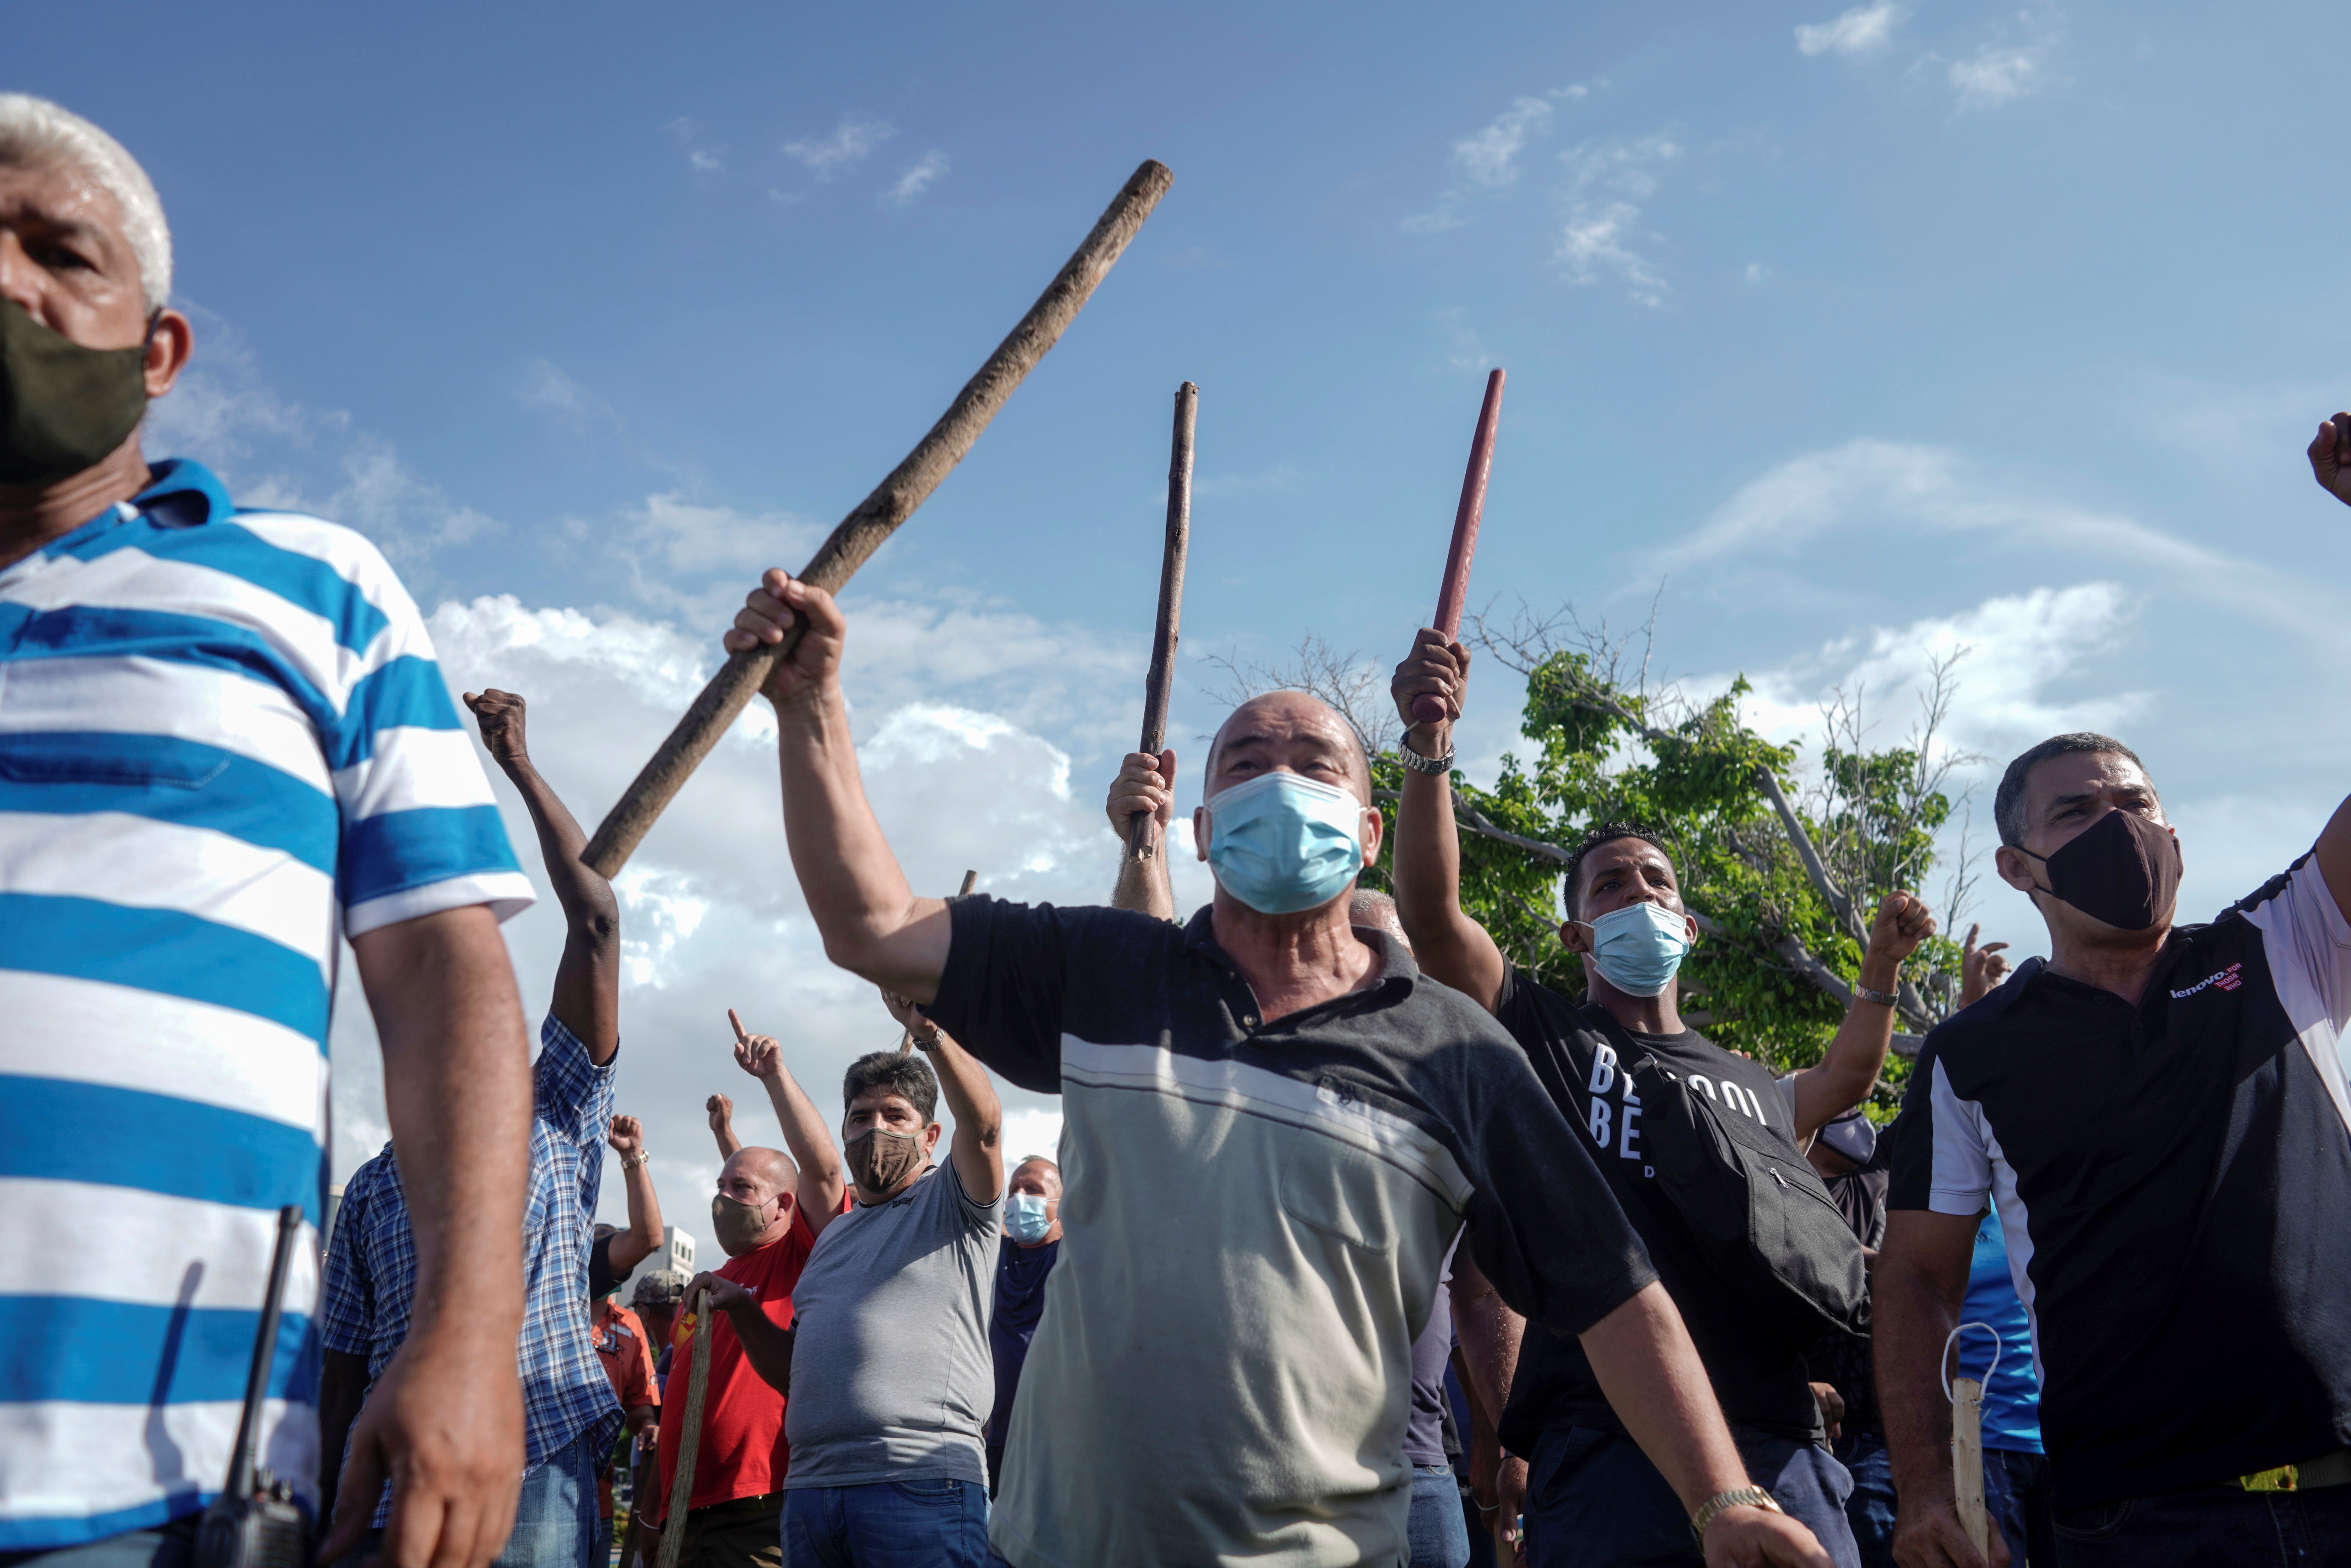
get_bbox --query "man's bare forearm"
[1449,1247,1524,1427]
[1391,752,1509,1010]
[759,1068,845,1230]
[928,1033,1004,1205]
[773,685,951,998]
[611,1157,664,1277]
[722,1306,796,1394]
[501,757,620,1058]
[1577,1281,1752,1512]
[1112,848,1177,921]
[1875,1214,1978,1502]
[354,905,531,1347]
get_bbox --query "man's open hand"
[317,1325,524,1568]
[2311,412,2351,509]
[729,1009,782,1080]
[608,1114,644,1159]
[1106,750,1177,844]
[1959,924,2012,1006]
[461,688,530,771]
[1809,1381,1846,1441]
[725,570,844,711]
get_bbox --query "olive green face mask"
[0,297,149,485]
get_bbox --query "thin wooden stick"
[651,1290,718,1568]
[584,160,1176,877]
[1952,1376,1989,1559]
[1411,367,1506,726]
[1128,381,1196,860]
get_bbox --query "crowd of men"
[8,90,2351,1568]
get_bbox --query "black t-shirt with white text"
[1494,968,1825,1452]
[1892,853,2351,1511]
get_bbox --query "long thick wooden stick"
[1127,382,1196,859]
[584,160,1177,877]
[1411,367,1506,726]
[651,1291,717,1568]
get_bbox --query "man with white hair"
[0,95,539,1568]
[718,567,1836,1568]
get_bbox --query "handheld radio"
[192,1204,312,1568]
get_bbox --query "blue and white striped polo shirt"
[0,458,534,1548]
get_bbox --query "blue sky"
[17,1,2349,1216]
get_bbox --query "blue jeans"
[332,1422,602,1568]
[782,1479,990,1568]
[1832,1430,1895,1568]
[1982,1447,2053,1568]
[1523,1425,1860,1568]
[2053,1480,2351,1567]
[1409,1464,1472,1568]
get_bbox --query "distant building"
[324,1183,345,1254]
[661,1224,694,1276]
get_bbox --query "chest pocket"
[1277,1083,1401,1254]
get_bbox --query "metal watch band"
[1688,1485,1780,1543]
[1853,983,1900,1007]
[1397,735,1455,775]
[621,1153,650,1170]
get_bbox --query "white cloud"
[1454,97,1554,188]
[883,151,950,206]
[662,118,727,176]
[1552,133,1682,303]
[1796,3,1899,56]
[1651,438,2351,653]
[1950,42,2050,106]
[1557,203,1666,304]
[784,115,895,179]
[329,593,1217,1202]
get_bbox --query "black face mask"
[2021,807,2182,931]
[0,297,149,485]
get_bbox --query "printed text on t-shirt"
[1588,1041,1775,1180]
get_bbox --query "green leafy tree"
[1215,610,1983,1106]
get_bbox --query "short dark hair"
[843,1050,940,1124]
[1994,733,2149,848]
[1561,822,1675,920]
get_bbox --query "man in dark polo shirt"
[1875,716,2351,1567]
[1385,628,1937,1568]
[719,568,1833,1568]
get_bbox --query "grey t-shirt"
[783,1158,1004,1487]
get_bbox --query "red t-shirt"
[651,1200,835,1518]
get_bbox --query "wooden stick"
[583,160,1177,877]
[651,1289,718,1568]
[1411,367,1506,726]
[1952,1375,1989,1559]
[1127,382,1196,860]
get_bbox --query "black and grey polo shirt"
[928,896,1657,1568]
[1891,851,2351,1510]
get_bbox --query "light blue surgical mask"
[1203,772,1365,915]
[1571,901,1692,997]
[1005,1192,1054,1245]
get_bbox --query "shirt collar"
[1179,903,1420,998]
[130,456,235,524]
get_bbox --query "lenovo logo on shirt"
[2171,963,2244,1000]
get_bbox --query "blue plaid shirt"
[319,1016,624,1522]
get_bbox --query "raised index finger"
[728,1008,748,1043]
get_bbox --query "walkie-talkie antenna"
[227,1205,303,1497]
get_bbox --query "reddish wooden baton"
[1411,368,1506,726]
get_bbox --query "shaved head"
[1206,691,1371,804]
[722,1145,796,1200]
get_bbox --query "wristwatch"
[1689,1486,1781,1544]
[1397,734,1455,776]
[620,1152,651,1171]
[1853,983,1900,1007]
